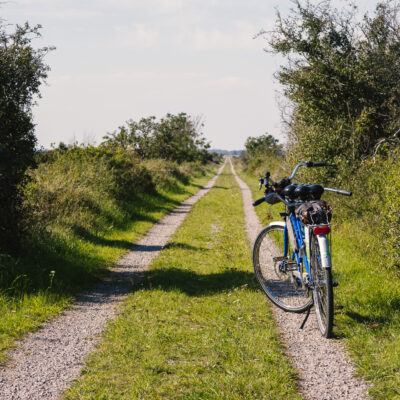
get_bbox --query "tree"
[102,113,211,163]
[0,22,51,250]
[245,133,282,159]
[265,0,400,182]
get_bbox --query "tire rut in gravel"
[0,162,226,400]
[229,158,370,400]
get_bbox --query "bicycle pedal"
[332,280,339,287]
[286,261,298,265]
[333,305,343,310]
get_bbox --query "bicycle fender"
[267,221,285,228]
[316,235,332,268]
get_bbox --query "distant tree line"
[210,149,244,156]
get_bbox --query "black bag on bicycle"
[264,178,290,205]
[264,187,281,205]
[296,200,332,225]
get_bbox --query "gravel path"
[0,162,226,400]
[229,158,370,400]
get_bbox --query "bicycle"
[252,161,352,338]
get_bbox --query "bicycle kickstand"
[299,306,312,330]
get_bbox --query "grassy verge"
[234,158,400,400]
[0,166,216,364]
[233,158,285,225]
[64,164,302,400]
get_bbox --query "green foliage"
[382,149,400,268]
[0,147,215,361]
[244,134,282,159]
[0,22,51,251]
[259,0,400,272]
[20,147,209,257]
[102,113,211,164]
[65,167,301,400]
[241,134,286,181]
[267,0,400,182]
[142,159,188,189]
[236,161,400,399]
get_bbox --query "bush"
[382,150,400,268]
[264,1,400,186]
[143,159,189,190]
[21,147,158,236]
[0,23,51,251]
[102,113,211,164]
[20,146,212,245]
[22,152,115,235]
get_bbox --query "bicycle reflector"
[313,226,331,235]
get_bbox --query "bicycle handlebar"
[254,161,352,208]
[289,161,327,180]
[253,192,300,208]
[253,187,352,208]
[253,197,267,206]
[308,161,327,167]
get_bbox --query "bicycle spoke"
[311,235,334,337]
[253,225,312,313]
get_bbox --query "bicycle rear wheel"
[253,224,313,313]
[311,235,334,338]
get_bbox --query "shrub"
[102,113,211,164]
[143,159,189,190]
[21,151,118,236]
[264,1,400,185]
[382,149,400,268]
[0,23,51,251]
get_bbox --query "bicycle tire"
[311,234,334,338]
[253,224,313,313]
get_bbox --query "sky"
[3,0,378,150]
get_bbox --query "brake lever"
[259,178,263,190]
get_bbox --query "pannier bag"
[296,200,332,225]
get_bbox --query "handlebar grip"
[324,187,352,196]
[253,197,266,207]
[306,161,327,167]
[312,162,327,167]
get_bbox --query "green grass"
[0,167,215,364]
[64,164,302,400]
[234,159,400,400]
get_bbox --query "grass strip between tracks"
[64,164,302,400]
[0,168,216,364]
[235,158,400,400]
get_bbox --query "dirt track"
[0,159,370,399]
[0,162,226,400]
[229,158,369,400]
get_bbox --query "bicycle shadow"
[139,267,258,297]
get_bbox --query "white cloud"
[113,24,160,48]
[171,21,261,51]
[215,76,252,88]
[27,9,104,20]
[101,0,184,11]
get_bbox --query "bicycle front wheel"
[253,224,313,313]
[311,235,334,338]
